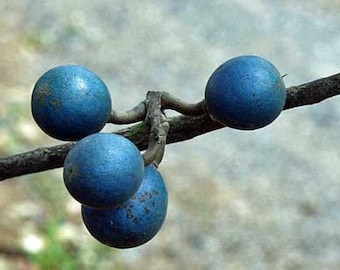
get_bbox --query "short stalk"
[161,92,206,116]
[108,102,146,124]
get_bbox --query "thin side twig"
[108,102,146,124]
[161,92,206,116]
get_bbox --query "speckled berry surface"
[31,65,112,141]
[205,55,286,130]
[63,133,144,209]
[81,165,168,249]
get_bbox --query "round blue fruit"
[81,165,168,249]
[205,55,286,130]
[31,65,112,141]
[63,133,144,209]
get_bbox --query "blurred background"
[0,1,340,269]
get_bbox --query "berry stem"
[161,92,206,116]
[108,102,147,124]
[152,121,170,167]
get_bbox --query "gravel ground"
[0,1,340,269]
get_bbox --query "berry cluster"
[31,65,168,248]
[31,55,286,249]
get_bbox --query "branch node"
[142,91,169,166]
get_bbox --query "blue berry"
[63,133,144,209]
[31,65,112,141]
[81,165,168,249]
[205,55,286,130]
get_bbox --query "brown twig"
[0,72,340,180]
